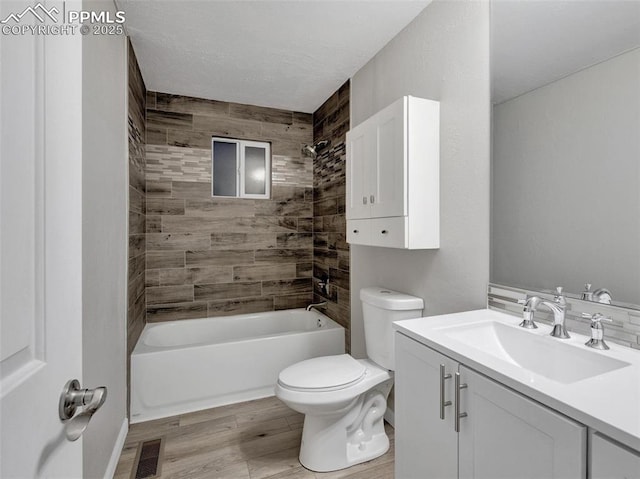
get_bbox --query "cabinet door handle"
[352,229,359,234]
[381,230,388,235]
[439,364,452,420]
[454,372,468,432]
[363,196,367,205]
[370,195,375,204]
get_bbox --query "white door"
[458,366,587,479]
[1,2,84,477]
[395,333,458,479]
[370,97,406,219]
[346,122,372,220]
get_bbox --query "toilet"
[275,287,424,472]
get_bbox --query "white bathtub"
[130,308,345,423]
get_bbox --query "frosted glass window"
[212,141,238,197]
[211,137,271,199]
[244,146,267,195]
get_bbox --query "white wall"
[81,1,128,476]
[350,1,491,357]
[492,48,640,304]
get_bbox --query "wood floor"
[114,396,395,479]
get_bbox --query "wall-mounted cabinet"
[395,332,587,478]
[346,96,439,249]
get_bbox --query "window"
[211,137,271,199]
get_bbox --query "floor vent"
[132,438,163,479]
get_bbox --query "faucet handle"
[517,297,538,329]
[581,312,612,323]
[553,286,567,307]
[581,313,612,350]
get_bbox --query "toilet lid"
[278,355,366,391]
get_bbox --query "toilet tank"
[360,287,424,370]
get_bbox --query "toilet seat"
[278,354,366,392]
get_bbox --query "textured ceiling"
[492,0,640,104]
[118,0,431,113]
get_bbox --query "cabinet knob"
[370,195,375,204]
[362,196,367,205]
[381,230,388,235]
[353,229,359,234]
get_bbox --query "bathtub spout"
[306,301,328,311]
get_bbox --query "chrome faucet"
[306,301,328,311]
[518,287,569,338]
[580,283,612,304]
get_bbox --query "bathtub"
[130,308,345,423]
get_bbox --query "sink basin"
[436,321,630,384]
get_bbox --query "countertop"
[394,309,640,451]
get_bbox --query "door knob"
[59,379,107,441]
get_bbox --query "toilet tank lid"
[360,287,424,310]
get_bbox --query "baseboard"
[384,407,395,428]
[104,417,128,479]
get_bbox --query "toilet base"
[298,379,393,472]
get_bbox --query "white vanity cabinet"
[346,96,439,249]
[590,432,640,478]
[395,332,587,478]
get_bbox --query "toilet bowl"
[275,287,424,472]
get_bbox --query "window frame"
[211,137,271,199]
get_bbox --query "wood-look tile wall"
[127,40,146,356]
[312,81,351,351]
[144,92,314,321]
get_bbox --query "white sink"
[435,320,630,384]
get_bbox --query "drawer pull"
[353,229,359,234]
[381,230,388,235]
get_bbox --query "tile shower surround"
[312,81,351,351]
[127,40,146,358]
[144,91,315,321]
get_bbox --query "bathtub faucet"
[306,301,328,311]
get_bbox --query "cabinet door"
[370,97,406,219]
[459,366,586,479]
[590,432,640,479]
[346,122,373,220]
[395,333,458,479]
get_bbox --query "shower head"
[301,140,331,158]
[302,144,317,158]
